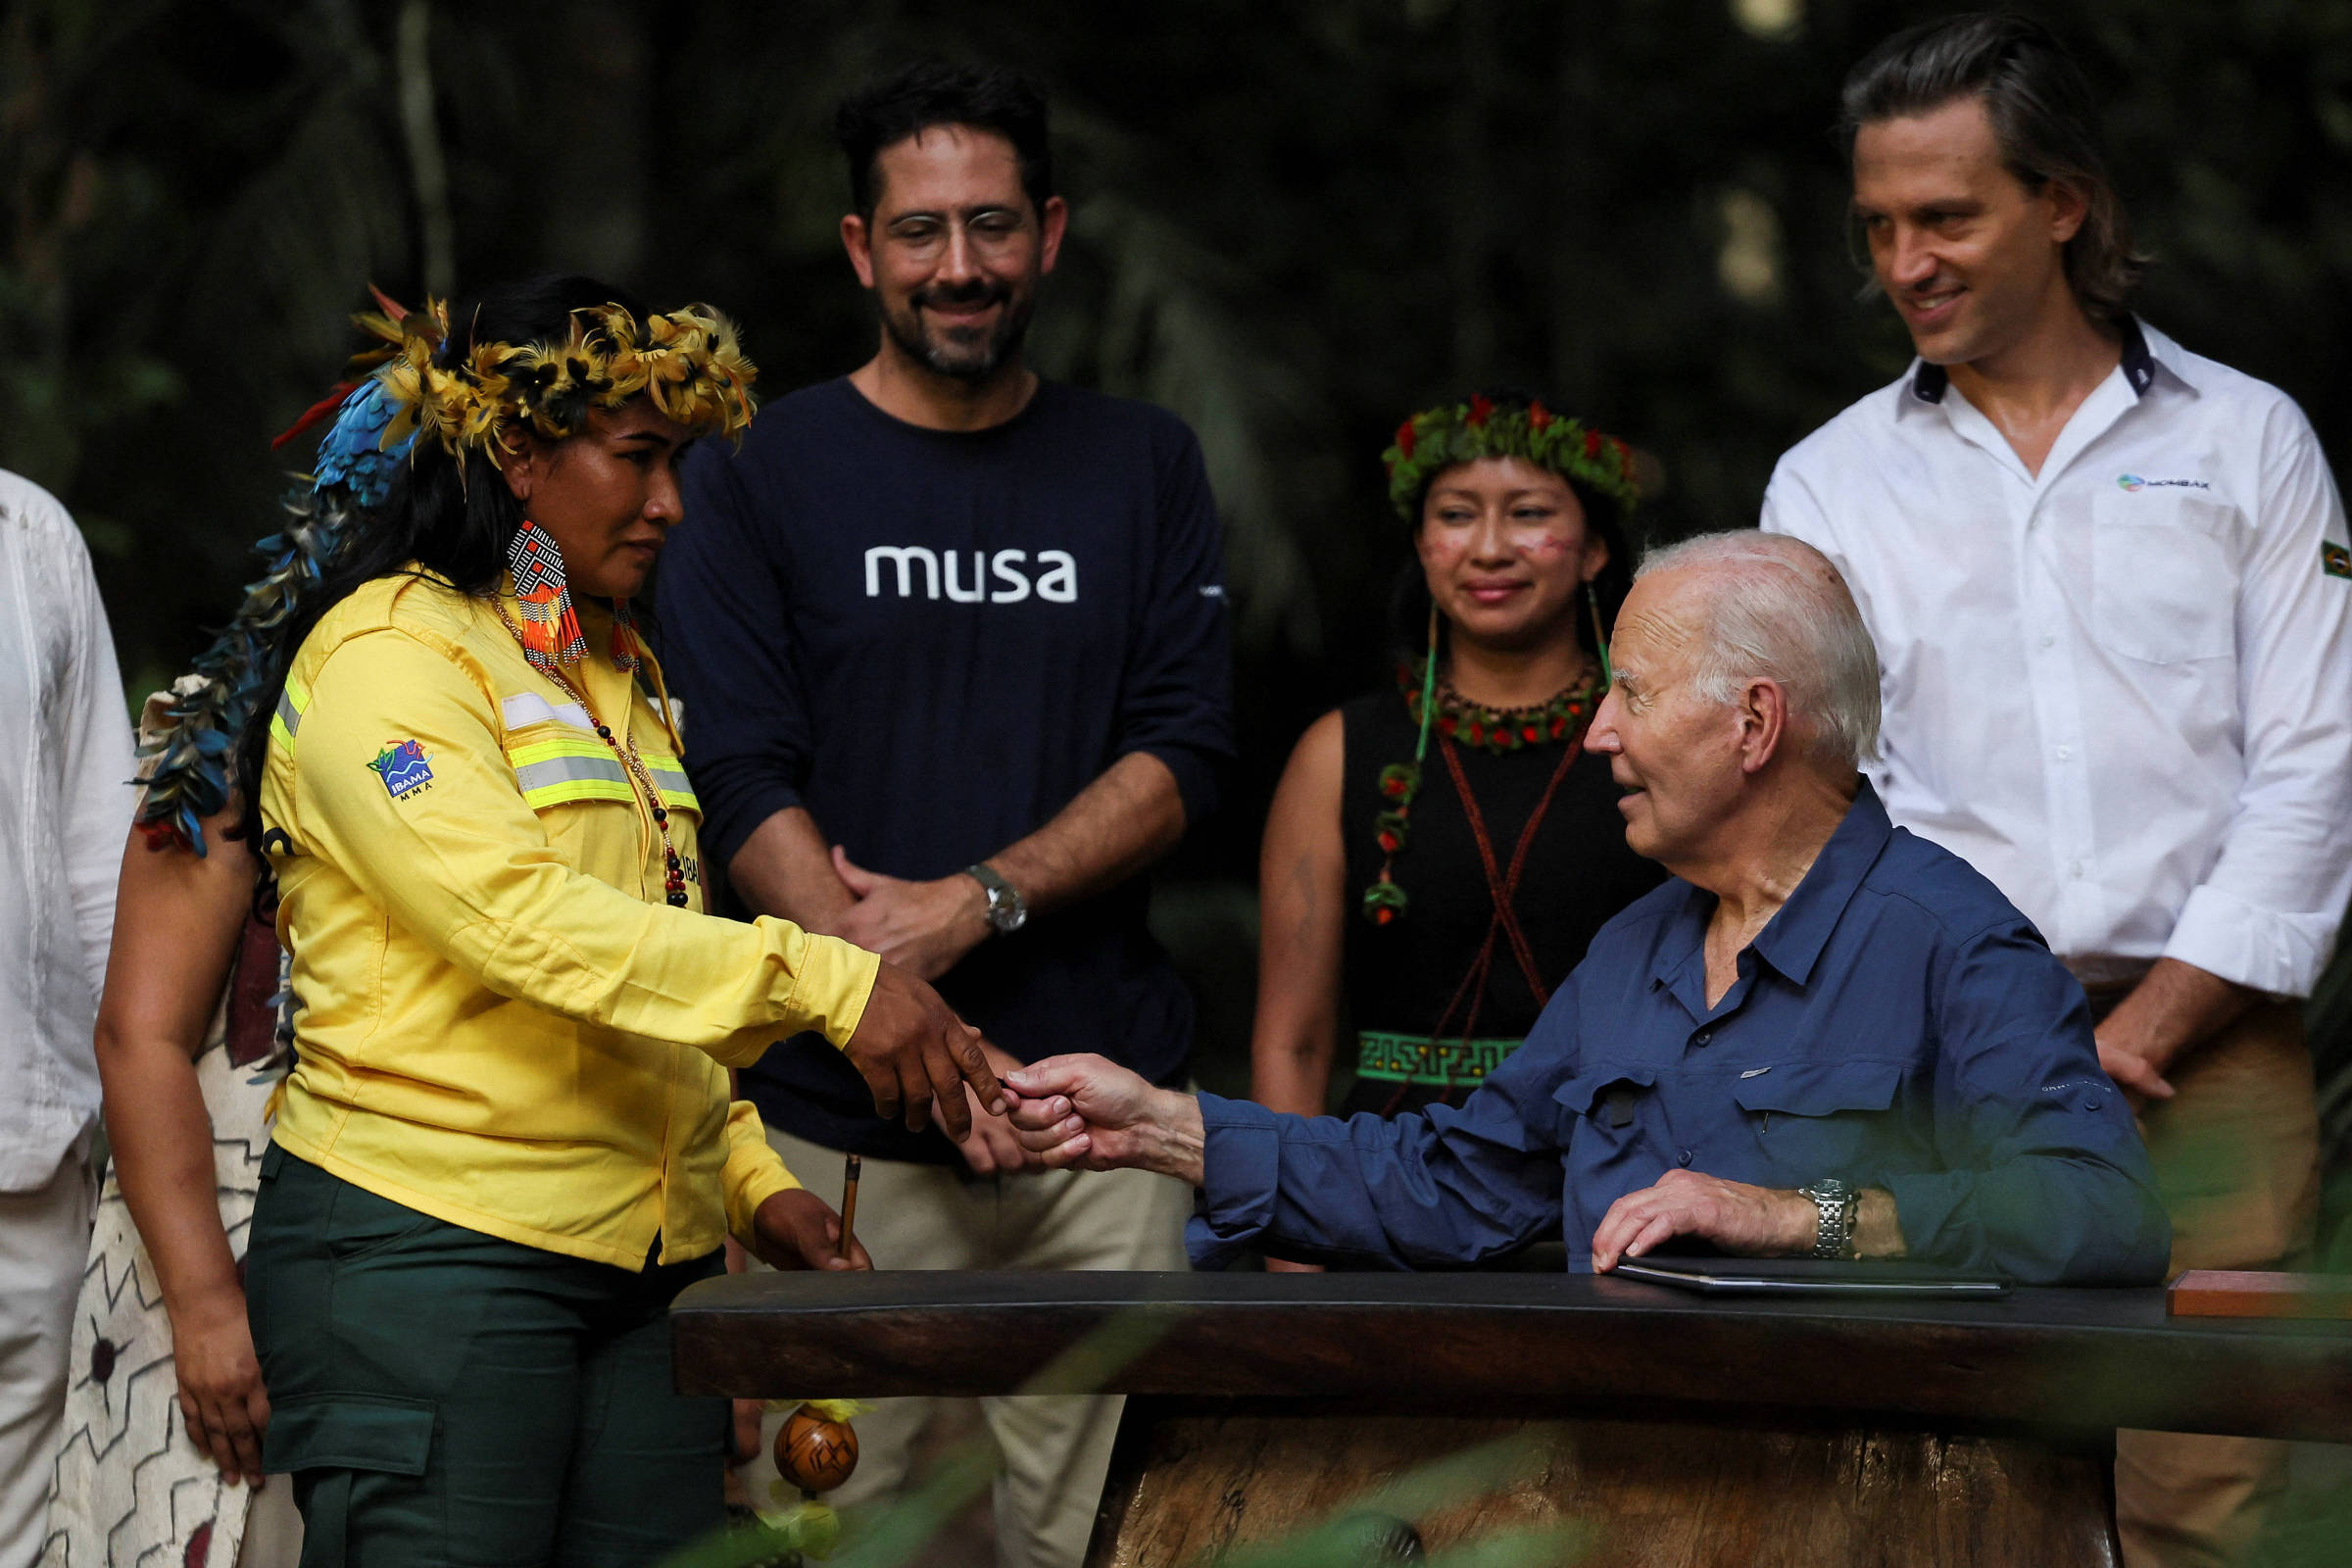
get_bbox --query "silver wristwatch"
[1797,1178,1856,1259]
[964,862,1028,935]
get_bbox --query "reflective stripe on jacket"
[260,569,879,1269]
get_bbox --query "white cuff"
[2163,883,2338,999]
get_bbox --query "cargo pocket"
[265,1395,435,1568]
[1731,1060,1904,1173]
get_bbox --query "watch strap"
[1800,1181,1856,1260]
[963,862,1026,934]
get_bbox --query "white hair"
[1634,531,1882,767]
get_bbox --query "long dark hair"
[1387,390,1637,668]
[1840,13,2145,327]
[232,274,647,854]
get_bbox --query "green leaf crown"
[1381,395,1640,522]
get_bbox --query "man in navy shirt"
[1006,533,2167,1287]
[658,63,1231,1568]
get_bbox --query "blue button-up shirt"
[1192,785,2171,1284]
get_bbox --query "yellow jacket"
[259,570,878,1268]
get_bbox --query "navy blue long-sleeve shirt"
[1190,784,2171,1284]
[660,377,1233,1163]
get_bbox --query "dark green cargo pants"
[246,1146,728,1568]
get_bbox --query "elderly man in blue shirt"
[1004,532,2170,1284]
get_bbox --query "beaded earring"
[507,519,586,671]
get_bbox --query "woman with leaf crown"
[1248,390,1665,1269]
[111,274,1003,1566]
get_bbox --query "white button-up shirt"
[0,470,130,1189]
[1764,321,2352,998]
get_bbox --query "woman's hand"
[840,962,1004,1140]
[169,1285,271,1486]
[1003,1055,1206,1185]
[751,1188,873,1271]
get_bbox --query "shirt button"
[2040,633,2056,649]
[1678,1149,1695,1167]
[2055,745,2073,761]
[1692,1030,1713,1047]
[2070,859,2085,878]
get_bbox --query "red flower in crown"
[1466,395,1494,428]
[1614,438,1635,478]
[1522,724,1540,743]
[1583,429,1603,460]
[1395,419,1417,459]
[1528,403,1553,431]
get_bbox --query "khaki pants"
[747,1125,1192,1568]
[2114,1000,2320,1568]
[1,1150,94,1568]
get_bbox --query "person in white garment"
[0,467,132,1563]
[1762,15,2352,1568]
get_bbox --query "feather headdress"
[133,289,758,856]
[365,296,759,457]
[133,290,422,855]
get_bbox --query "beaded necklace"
[1361,655,1600,925]
[496,605,690,907]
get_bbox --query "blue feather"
[312,375,414,506]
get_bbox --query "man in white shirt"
[0,467,130,1563]
[1762,15,2352,1567]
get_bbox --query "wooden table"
[674,1271,2352,1566]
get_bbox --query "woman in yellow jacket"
[229,276,1004,1567]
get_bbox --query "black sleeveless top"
[1336,681,1664,1116]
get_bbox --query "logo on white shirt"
[2115,472,2210,493]
[863,546,1077,603]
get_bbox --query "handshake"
[976,1051,1864,1274]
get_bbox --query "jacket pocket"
[1553,1065,1661,1147]
[1730,1060,1904,1117]
[1730,1060,1905,1174]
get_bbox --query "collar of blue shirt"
[1647,781,1893,1019]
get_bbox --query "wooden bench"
[673,1270,2352,1566]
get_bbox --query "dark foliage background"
[10,0,2352,1254]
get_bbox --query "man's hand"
[832,848,993,982]
[750,1188,873,1272]
[956,1041,1037,1177]
[1589,1170,1817,1272]
[169,1285,271,1486]
[1004,1054,1206,1185]
[2092,956,2258,1106]
[2095,1032,2179,1104]
[841,962,1004,1140]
